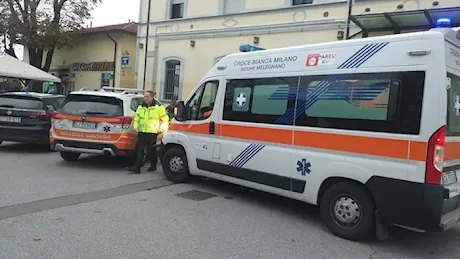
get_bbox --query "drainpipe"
[134,0,143,89]
[107,33,118,87]
[345,0,353,40]
[142,0,152,90]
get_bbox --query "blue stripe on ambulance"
[230,143,266,168]
[272,42,389,125]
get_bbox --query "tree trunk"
[27,46,44,70]
[42,47,55,72]
[5,44,17,58]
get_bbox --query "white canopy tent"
[0,53,61,83]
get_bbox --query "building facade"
[23,22,138,93]
[136,0,460,102]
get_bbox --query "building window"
[222,0,244,14]
[170,0,185,19]
[223,71,425,135]
[162,58,183,101]
[292,0,313,5]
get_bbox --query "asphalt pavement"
[0,141,459,258]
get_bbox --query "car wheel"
[320,181,375,241]
[60,151,81,161]
[162,146,190,183]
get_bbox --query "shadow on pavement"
[191,177,322,226]
[0,142,52,154]
[189,177,460,258]
[54,154,133,170]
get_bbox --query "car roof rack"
[77,87,145,95]
[100,87,145,95]
[78,88,100,92]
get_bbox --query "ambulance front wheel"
[162,146,190,183]
[319,181,376,241]
[60,151,81,161]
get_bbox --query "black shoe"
[126,166,140,174]
[147,166,157,172]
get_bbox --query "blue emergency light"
[436,17,452,27]
[239,44,266,52]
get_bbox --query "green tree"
[3,0,101,71]
[0,1,18,58]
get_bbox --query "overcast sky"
[88,0,140,27]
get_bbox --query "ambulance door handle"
[209,121,215,135]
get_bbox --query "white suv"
[50,87,163,163]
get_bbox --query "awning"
[350,6,460,34]
[0,54,61,83]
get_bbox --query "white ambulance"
[160,27,460,241]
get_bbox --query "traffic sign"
[121,56,131,68]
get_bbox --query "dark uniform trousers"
[133,132,158,169]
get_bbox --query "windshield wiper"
[84,111,108,115]
[0,105,14,108]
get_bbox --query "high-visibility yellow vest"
[133,103,169,134]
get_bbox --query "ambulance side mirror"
[175,101,186,122]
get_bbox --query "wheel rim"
[169,156,184,173]
[332,195,361,228]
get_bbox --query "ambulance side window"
[295,71,425,134]
[186,80,219,121]
[223,77,298,124]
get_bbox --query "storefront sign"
[71,62,114,72]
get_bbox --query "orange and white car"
[50,87,163,162]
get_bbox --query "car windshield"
[0,95,43,110]
[60,94,123,117]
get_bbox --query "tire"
[319,181,375,241]
[162,146,190,182]
[60,151,81,161]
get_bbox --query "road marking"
[0,178,174,220]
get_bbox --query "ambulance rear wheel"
[60,151,81,161]
[162,146,190,183]
[320,181,375,241]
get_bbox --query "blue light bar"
[436,17,452,27]
[239,44,266,52]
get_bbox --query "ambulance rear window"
[60,94,123,117]
[447,73,460,136]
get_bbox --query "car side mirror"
[175,101,186,122]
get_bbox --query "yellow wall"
[154,29,341,99]
[23,31,137,91]
[136,0,460,101]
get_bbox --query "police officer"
[127,91,169,174]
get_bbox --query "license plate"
[0,116,21,123]
[73,121,97,129]
[443,171,458,185]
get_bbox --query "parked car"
[0,92,65,146]
[50,87,163,163]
